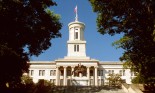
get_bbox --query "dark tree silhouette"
[0,0,62,90]
[89,0,155,91]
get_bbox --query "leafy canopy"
[0,0,62,89]
[89,0,155,90]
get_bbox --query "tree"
[0,0,62,90]
[20,74,35,93]
[131,74,144,84]
[34,80,54,93]
[89,0,155,91]
[107,73,122,87]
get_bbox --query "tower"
[65,6,89,59]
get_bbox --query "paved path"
[95,89,126,93]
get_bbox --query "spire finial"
[74,5,78,21]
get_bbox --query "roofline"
[100,61,124,65]
[28,61,56,65]
[28,60,124,65]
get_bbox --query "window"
[75,32,78,39]
[108,70,111,74]
[74,45,79,52]
[39,70,45,76]
[67,70,71,76]
[74,45,76,52]
[29,70,34,76]
[119,70,125,76]
[123,70,125,76]
[112,70,114,74]
[90,70,93,76]
[77,45,79,52]
[60,70,64,76]
[98,70,100,76]
[98,70,103,76]
[108,70,114,74]
[50,79,56,84]
[74,28,78,40]
[53,70,56,75]
[119,70,122,76]
[50,70,56,76]
[100,70,103,76]
[50,70,53,76]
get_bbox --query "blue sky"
[31,0,124,61]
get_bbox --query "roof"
[99,61,124,65]
[28,61,124,65]
[28,61,55,65]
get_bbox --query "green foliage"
[89,0,155,90]
[34,80,54,93]
[21,74,34,85]
[107,73,122,87]
[132,74,144,84]
[6,78,55,93]
[0,0,62,90]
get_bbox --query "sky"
[31,0,124,61]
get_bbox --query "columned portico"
[55,63,98,86]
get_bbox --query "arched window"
[75,32,78,39]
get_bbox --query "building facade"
[28,16,136,86]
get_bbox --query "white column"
[93,68,95,85]
[87,67,90,86]
[95,67,98,86]
[71,67,74,77]
[63,67,67,86]
[79,73,82,77]
[56,67,59,86]
[71,67,74,86]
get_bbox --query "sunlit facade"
[28,17,136,86]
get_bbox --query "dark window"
[39,70,45,76]
[123,70,125,76]
[90,70,93,76]
[50,70,56,76]
[75,32,78,39]
[77,45,79,52]
[100,70,103,76]
[119,70,122,76]
[29,70,34,76]
[108,70,114,74]
[67,70,71,76]
[74,45,76,52]
[30,70,34,76]
[74,45,79,52]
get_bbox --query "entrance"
[72,79,88,86]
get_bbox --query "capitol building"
[28,14,136,86]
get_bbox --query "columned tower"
[65,7,89,59]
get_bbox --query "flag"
[74,5,77,13]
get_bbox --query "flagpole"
[75,5,78,21]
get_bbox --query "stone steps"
[50,86,126,93]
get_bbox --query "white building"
[28,13,136,86]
